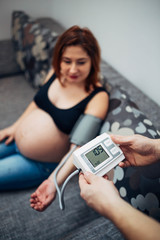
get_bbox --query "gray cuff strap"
[70,114,103,146]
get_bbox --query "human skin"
[110,134,160,168]
[79,171,160,240]
[78,134,160,239]
[29,45,109,211]
[0,46,108,163]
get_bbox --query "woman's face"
[60,45,91,85]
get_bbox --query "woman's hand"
[0,125,17,144]
[30,178,57,212]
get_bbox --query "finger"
[119,146,134,163]
[118,162,126,168]
[110,135,132,146]
[0,133,7,142]
[31,201,44,211]
[32,206,43,212]
[5,136,13,145]
[30,203,41,209]
[79,173,88,188]
[30,192,37,198]
[34,200,49,212]
[30,198,38,203]
[83,171,98,184]
[30,198,34,203]
[30,203,36,208]
[103,174,109,180]
[119,160,131,168]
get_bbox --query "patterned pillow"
[12,11,58,87]
[100,86,160,221]
[101,86,159,138]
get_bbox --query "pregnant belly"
[15,109,70,162]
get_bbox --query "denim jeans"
[0,140,58,190]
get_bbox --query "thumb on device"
[84,169,114,183]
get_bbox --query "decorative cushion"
[101,86,159,138]
[12,11,59,87]
[100,86,160,221]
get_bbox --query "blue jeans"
[0,140,58,190]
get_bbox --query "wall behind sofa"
[0,0,160,106]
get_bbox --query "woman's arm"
[84,91,109,119]
[48,143,77,186]
[30,143,78,211]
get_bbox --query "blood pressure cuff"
[70,114,103,146]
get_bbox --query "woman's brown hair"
[52,25,101,92]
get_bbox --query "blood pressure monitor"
[73,133,125,176]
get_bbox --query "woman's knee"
[0,154,58,190]
[0,154,42,190]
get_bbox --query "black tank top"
[34,74,108,134]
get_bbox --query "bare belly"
[15,109,70,162]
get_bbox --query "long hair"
[52,25,101,92]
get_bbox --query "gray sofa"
[0,12,160,240]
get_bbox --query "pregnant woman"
[0,26,109,199]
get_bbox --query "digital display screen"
[85,145,110,168]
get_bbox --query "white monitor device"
[73,133,125,176]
